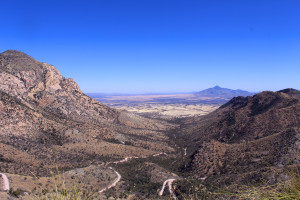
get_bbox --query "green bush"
[9,188,22,198]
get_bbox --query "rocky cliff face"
[0,50,174,176]
[0,50,118,123]
[180,89,300,185]
[0,50,171,129]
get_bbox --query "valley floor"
[109,103,219,118]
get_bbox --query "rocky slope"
[0,50,170,129]
[180,89,300,185]
[0,50,175,177]
[2,50,299,198]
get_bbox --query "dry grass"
[112,103,219,118]
[33,170,97,200]
[93,93,222,118]
[6,165,118,199]
[218,170,300,200]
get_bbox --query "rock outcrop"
[0,50,118,123]
[0,50,174,176]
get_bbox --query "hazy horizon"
[85,85,260,95]
[1,0,299,93]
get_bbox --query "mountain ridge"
[178,88,300,185]
[1,50,299,199]
[194,85,255,99]
[0,50,175,178]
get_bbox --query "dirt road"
[99,167,121,193]
[159,178,178,200]
[99,152,168,194]
[0,173,10,192]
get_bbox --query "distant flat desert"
[89,93,226,118]
[111,103,218,118]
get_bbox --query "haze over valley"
[0,50,299,200]
[1,0,300,199]
[89,86,255,118]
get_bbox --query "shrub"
[173,179,215,200]
[222,169,300,200]
[9,188,22,198]
[35,170,96,200]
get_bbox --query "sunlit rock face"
[0,50,119,123]
[0,50,174,178]
[0,50,172,129]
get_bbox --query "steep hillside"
[179,89,300,185]
[0,50,170,129]
[2,50,299,199]
[0,50,175,177]
[194,85,254,99]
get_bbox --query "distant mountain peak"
[213,85,221,89]
[194,86,254,99]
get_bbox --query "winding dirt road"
[99,152,172,195]
[112,156,139,164]
[152,152,167,157]
[159,178,178,200]
[99,167,121,193]
[1,152,175,198]
[99,156,141,194]
[0,173,10,192]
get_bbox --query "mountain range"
[0,50,299,199]
[179,88,300,186]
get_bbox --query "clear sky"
[0,0,299,93]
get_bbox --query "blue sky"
[0,0,299,93]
